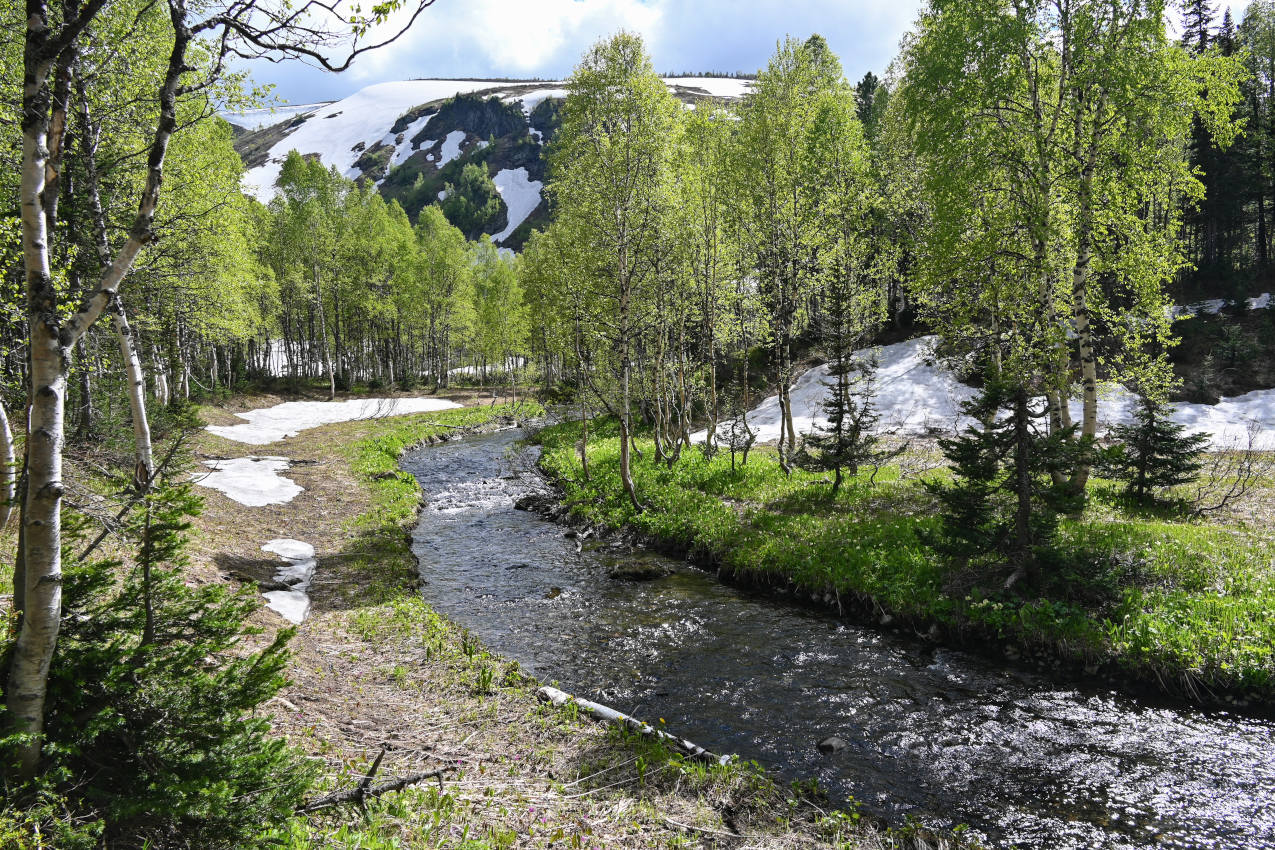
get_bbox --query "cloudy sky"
[242,0,927,105]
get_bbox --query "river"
[401,427,1275,849]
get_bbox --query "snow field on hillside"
[661,77,754,98]
[492,168,543,243]
[194,456,302,506]
[222,103,327,131]
[242,80,512,202]
[206,397,462,444]
[261,539,317,623]
[387,113,433,168]
[695,336,1275,450]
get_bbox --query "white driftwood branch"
[537,686,731,766]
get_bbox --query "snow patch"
[261,539,317,624]
[1170,293,1272,318]
[696,335,1275,451]
[194,456,302,506]
[661,77,754,99]
[221,103,327,131]
[513,88,568,114]
[491,168,543,243]
[437,130,467,167]
[206,397,462,445]
[388,114,433,168]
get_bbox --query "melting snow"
[242,80,517,202]
[261,539,317,624]
[696,335,1275,450]
[206,397,462,445]
[1170,293,1271,318]
[437,130,467,167]
[491,168,543,243]
[194,456,302,506]
[388,114,433,168]
[661,77,754,98]
[512,88,568,114]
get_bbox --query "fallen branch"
[296,747,457,814]
[662,815,740,839]
[538,686,731,766]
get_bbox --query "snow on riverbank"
[206,397,461,445]
[261,539,317,624]
[696,335,1275,450]
[194,456,302,506]
[491,168,542,243]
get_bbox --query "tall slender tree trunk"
[0,399,15,532]
[109,297,154,489]
[314,265,335,400]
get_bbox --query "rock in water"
[817,736,847,755]
[607,561,671,581]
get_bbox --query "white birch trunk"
[109,298,154,489]
[0,399,15,532]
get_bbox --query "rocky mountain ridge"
[224,77,752,251]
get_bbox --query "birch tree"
[9,0,443,778]
[550,31,679,510]
[733,36,843,472]
[897,0,1242,492]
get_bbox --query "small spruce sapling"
[921,376,1081,581]
[797,354,901,494]
[2,468,314,846]
[1103,394,1208,505]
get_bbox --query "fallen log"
[537,686,731,766]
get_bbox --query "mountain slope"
[225,77,752,250]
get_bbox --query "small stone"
[817,736,847,755]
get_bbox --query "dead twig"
[296,747,456,814]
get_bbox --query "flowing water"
[402,427,1275,849]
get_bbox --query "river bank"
[534,420,1275,710]
[189,392,893,848]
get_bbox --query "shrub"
[1,481,314,848]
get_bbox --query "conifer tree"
[922,376,1080,582]
[798,354,886,495]
[1104,395,1209,504]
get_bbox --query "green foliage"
[0,485,313,847]
[920,379,1083,570]
[1103,395,1209,504]
[442,163,504,239]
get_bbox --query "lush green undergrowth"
[537,420,1275,703]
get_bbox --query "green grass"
[537,420,1275,702]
